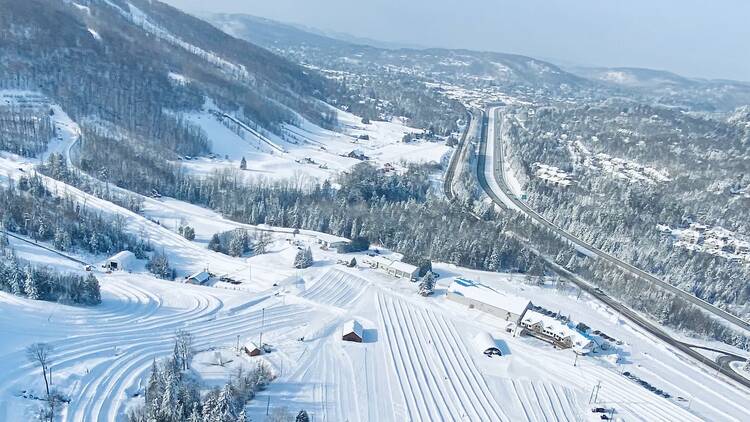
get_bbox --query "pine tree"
[240,157,247,170]
[208,233,221,252]
[296,410,310,422]
[24,266,40,300]
[418,271,436,296]
[294,247,313,269]
[236,409,248,422]
[10,264,23,296]
[145,359,162,405]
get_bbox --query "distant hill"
[0,0,337,133]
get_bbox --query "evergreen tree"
[418,271,436,296]
[24,266,40,300]
[240,157,247,170]
[296,410,310,422]
[294,247,313,269]
[208,233,221,252]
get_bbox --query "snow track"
[300,269,369,308]
[0,276,308,421]
[376,292,510,421]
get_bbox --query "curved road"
[476,106,750,390]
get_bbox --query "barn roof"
[342,319,363,338]
[448,278,531,316]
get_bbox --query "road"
[1,229,88,266]
[480,106,750,334]
[443,110,476,201]
[476,106,750,390]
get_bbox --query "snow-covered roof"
[369,256,418,274]
[389,260,418,274]
[188,270,210,283]
[448,278,531,316]
[521,311,592,354]
[473,331,499,353]
[243,340,260,351]
[342,319,363,338]
[316,232,350,245]
[108,250,135,262]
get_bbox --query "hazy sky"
[165,0,750,81]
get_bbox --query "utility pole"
[236,335,240,356]
[259,307,265,347]
[589,381,601,404]
[573,352,579,367]
[266,395,270,415]
[593,381,601,403]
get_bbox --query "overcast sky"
[165,0,750,81]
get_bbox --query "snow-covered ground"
[177,99,450,181]
[2,182,748,420]
[1,92,749,421]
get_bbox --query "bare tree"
[26,342,54,398]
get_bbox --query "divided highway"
[475,106,750,389]
[480,106,750,335]
[443,110,477,201]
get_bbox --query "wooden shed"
[342,319,364,343]
[242,341,262,357]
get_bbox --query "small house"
[317,233,351,251]
[105,251,136,272]
[186,270,211,285]
[243,341,262,357]
[342,319,364,343]
[368,256,419,280]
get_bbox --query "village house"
[446,278,531,324]
[520,311,594,355]
[317,233,351,251]
[185,270,211,285]
[367,256,419,280]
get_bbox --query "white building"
[317,233,351,250]
[368,256,419,280]
[520,310,594,355]
[446,278,531,323]
[105,251,136,271]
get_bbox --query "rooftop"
[448,278,531,316]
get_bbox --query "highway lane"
[443,110,476,201]
[476,106,750,390]
[481,106,750,334]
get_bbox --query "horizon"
[165,0,750,82]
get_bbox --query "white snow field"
[1,92,749,421]
[177,99,451,180]
[1,187,749,420]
